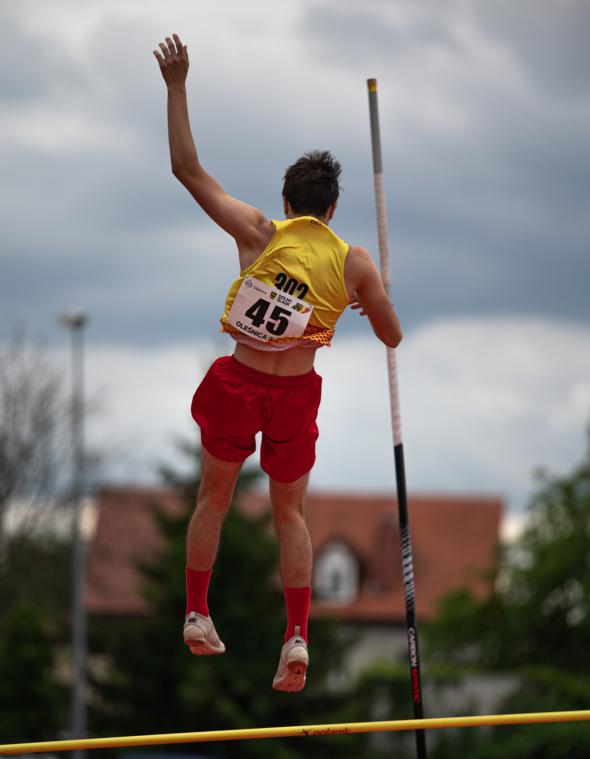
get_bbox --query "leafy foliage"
[426,427,590,674]
[0,600,67,742]
[0,533,71,621]
[424,426,590,758]
[0,529,72,744]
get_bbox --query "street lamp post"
[60,310,88,759]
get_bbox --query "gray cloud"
[1,0,589,349]
[0,5,89,102]
[474,0,590,100]
[301,1,462,66]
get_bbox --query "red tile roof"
[85,487,502,622]
[84,487,184,616]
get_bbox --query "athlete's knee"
[195,491,232,517]
[270,472,309,500]
[272,499,307,533]
[198,451,242,506]
[270,473,308,525]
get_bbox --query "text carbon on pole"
[367,77,428,759]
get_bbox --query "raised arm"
[153,34,269,247]
[344,245,402,348]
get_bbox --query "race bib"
[226,276,313,343]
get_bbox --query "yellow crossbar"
[1,711,589,754]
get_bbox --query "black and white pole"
[367,78,428,759]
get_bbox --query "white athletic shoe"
[272,626,309,693]
[183,611,226,655]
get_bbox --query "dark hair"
[282,150,342,217]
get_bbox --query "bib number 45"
[226,276,313,342]
[245,298,290,336]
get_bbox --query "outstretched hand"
[349,293,367,316]
[153,33,189,87]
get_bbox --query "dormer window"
[314,539,359,603]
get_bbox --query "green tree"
[427,427,590,673]
[89,443,373,758]
[424,426,590,758]
[0,533,71,621]
[0,600,67,742]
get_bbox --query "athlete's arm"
[345,246,402,348]
[153,34,268,246]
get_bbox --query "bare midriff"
[233,342,318,376]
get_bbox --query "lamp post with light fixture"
[59,309,88,759]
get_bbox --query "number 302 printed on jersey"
[227,277,313,343]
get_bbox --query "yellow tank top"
[220,216,350,350]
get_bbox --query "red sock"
[185,566,212,617]
[283,586,311,642]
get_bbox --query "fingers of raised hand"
[153,34,187,63]
[152,42,169,65]
[160,40,173,58]
[165,36,178,55]
[173,33,187,57]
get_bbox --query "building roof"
[85,486,502,623]
[84,487,184,616]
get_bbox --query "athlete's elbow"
[385,330,402,349]
[369,307,402,348]
[172,163,188,182]
[171,159,201,181]
[388,314,403,348]
[376,326,402,348]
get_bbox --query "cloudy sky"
[2,0,589,520]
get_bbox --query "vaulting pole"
[367,77,428,759]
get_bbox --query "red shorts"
[191,355,322,483]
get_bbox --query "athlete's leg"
[270,472,313,643]
[270,472,312,691]
[184,448,243,655]
[260,370,320,689]
[262,370,320,593]
[270,472,312,587]
[187,446,243,571]
[184,447,241,621]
